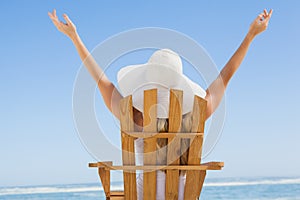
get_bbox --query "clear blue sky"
[1,0,300,187]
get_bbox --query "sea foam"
[1,177,300,196]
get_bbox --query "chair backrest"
[119,88,207,200]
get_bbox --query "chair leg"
[98,167,111,198]
[197,170,206,199]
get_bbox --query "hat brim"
[117,63,206,118]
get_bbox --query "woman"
[49,8,273,199]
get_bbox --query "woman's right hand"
[48,9,77,40]
[248,9,273,38]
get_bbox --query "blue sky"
[1,0,300,187]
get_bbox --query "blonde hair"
[156,112,192,175]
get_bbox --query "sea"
[0,176,299,200]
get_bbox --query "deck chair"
[89,89,224,200]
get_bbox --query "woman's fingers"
[48,13,57,22]
[48,12,53,19]
[249,9,273,36]
[48,11,64,31]
[49,9,77,38]
[263,9,273,19]
[263,9,273,24]
[48,13,57,25]
[260,9,273,28]
[48,9,58,22]
[256,9,273,24]
[264,9,268,17]
[48,13,59,26]
[255,9,273,23]
[267,9,273,18]
[63,14,72,26]
[53,9,57,18]
[255,13,264,22]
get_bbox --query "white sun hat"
[117,48,206,118]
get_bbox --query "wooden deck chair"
[89,89,224,200]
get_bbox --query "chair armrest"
[89,161,224,171]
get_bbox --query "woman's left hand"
[48,9,77,40]
[249,9,273,37]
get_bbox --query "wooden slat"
[191,95,207,161]
[184,95,207,200]
[197,170,207,197]
[122,131,203,139]
[166,89,182,200]
[111,191,125,196]
[97,161,112,198]
[88,162,224,170]
[110,191,125,200]
[111,197,125,200]
[143,89,157,200]
[107,191,125,200]
[119,95,137,200]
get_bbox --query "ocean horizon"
[0,176,300,199]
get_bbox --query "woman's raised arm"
[205,9,273,120]
[48,9,123,120]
